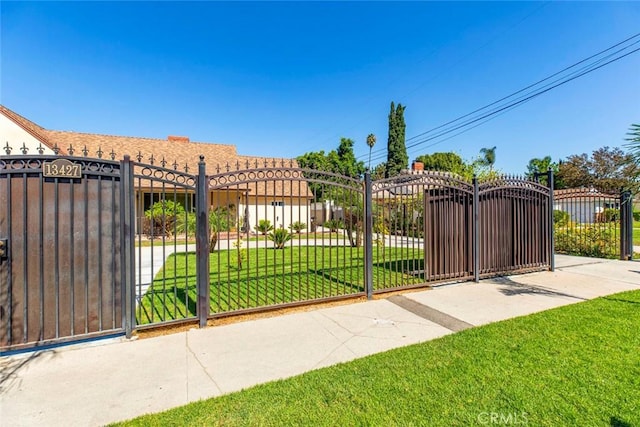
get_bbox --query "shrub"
[209,208,232,252]
[233,238,246,270]
[554,224,619,259]
[268,228,293,249]
[144,200,185,237]
[288,221,307,234]
[553,210,570,227]
[210,208,231,232]
[254,219,274,235]
[634,211,640,222]
[596,208,619,223]
[176,212,196,236]
[324,219,343,232]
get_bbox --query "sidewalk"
[1,255,638,426]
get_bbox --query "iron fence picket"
[3,148,629,351]
[0,155,125,351]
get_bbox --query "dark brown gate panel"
[0,157,123,351]
[424,186,473,283]
[478,181,551,277]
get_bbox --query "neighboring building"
[0,105,313,234]
[553,188,620,224]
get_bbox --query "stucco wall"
[0,114,53,154]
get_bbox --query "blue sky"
[2,1,639,174]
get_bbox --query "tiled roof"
[554,188,617,200]
[45,129,240,170]
[1,105,312,198]
[0,105,54,149]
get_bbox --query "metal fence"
[553,187,633,260]
[3,149,591,351]
[0,155,127,351]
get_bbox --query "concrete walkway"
[1,255,638,426]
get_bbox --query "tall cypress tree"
[386,101,408,177]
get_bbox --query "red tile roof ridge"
[0,104,52,147]
[46,129,235,148]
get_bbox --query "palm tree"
[479,146,497,172]
[366,133,376,171]
[624,123,640,164]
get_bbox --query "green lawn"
[634,219,640,245]
[137,246,425,324]
[118,290,640,426]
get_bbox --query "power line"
[294,2,550,155]
[363,32,640,163]
[366,43,640,164]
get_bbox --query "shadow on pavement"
[490,276,586,301]
[0,349,56,394]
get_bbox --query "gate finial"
[21,143,29,154]
[3,142,11,155]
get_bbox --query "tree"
[624,123,640,190]
[415,152,474,179]
[525,156,560,187]
[297,138,365,200]
[557,153,592,189]
[624,123,640,164]
[479,146,497,172]
[386,102,408,178]
[336,137,365,178]
[371,162,387,180]
[556,146,638,193]
[366,133,376,171]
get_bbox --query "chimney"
[168,135,190,143]
[411,160,424,171]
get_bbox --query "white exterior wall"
[241,200,310,233]
[554,200,603,224]
[0,114,54,154]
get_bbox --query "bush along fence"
[552,187,634,260]
[0,147,633,351]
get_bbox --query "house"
[553,188,620,224]
[0,105,313,234]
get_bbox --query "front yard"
[136,246,425,324]
[118,290,640,426]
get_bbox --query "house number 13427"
[43,159,82,178]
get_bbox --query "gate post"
[364,172,373,299]
[620,189,633,261]
[121,155,136,338]
[473,176,479,283]
[196,156,210,328]
[547,168,555,271]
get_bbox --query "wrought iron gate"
[0,155,128,350]
[9,149,631,352]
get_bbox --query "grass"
[634,219,640,246]
[117,290,640,426]
[136,246,424,324]
[133,232,344,247]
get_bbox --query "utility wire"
[366,42,640,163]
[295,2,550,154]
[404,31,640,145]
[363,32,640,163]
